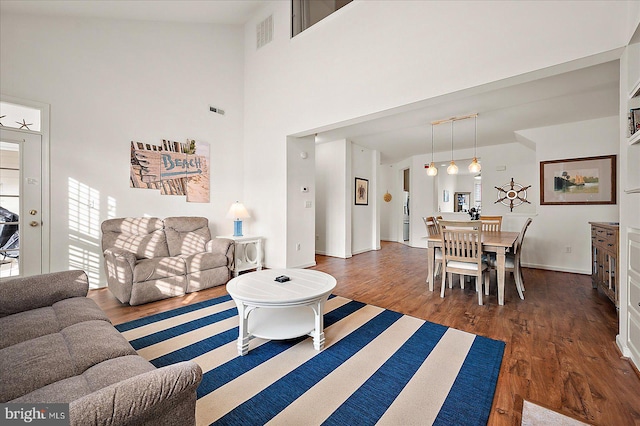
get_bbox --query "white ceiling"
[0,0,266,25]
[313,60,620,164]
[1,1,621,165]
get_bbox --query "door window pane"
[0,101,41,132]
[0,141,20,277]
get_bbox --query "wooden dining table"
[426,230,520,305]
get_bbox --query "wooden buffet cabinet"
[590,222,619,307]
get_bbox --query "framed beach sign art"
[540,154,616,205]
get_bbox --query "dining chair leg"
[476,275,483,305]
[514,268,525,300]
[516,260,526,291]
[440,272,447,298]
[448,273,454,289]
[484,271,490,296]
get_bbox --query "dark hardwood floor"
[88,241,640,426]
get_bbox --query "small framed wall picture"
[355,177,369,205]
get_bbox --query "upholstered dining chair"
[480,215,503,232]
[439,220,490,305]
[486,218,533,300]
[423,216,443,285]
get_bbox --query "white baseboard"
[292,261,317,269]
[522,262,590,275]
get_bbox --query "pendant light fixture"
[446,120,458,175]
[426,123,438,176]
[468,114,481,173]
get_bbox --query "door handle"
[29,221,39,227]
[29,209,38,215]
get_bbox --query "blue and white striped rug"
[116,294,505,426]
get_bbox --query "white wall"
[351,142,377,254]
[286,135,316,268]
[315,140,377,259]
[0,14,244,287]
[243,1,630,269]
[315,139,350,257]
[519,116,620,274]
[378,164,398,242]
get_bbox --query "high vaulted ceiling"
[1,1,621,164]
[0,0,266,25]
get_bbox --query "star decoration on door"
[495,178,531,212]
[16,119,33,130]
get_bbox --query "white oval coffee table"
[226,269,336,356]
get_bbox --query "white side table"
[217,235,263,277]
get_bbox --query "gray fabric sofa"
[102,216,234,305]
[0,270,202,425]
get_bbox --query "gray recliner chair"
[101,216,234,305]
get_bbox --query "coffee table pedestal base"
[234,298,328,356]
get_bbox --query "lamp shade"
[226,202,250,220]
[468,157,481,173]
[447,161,458,175]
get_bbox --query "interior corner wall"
[1,13,244,287]
[315,139,350,258]
[351,143,377,255]
[518,116,620,274]
[379,164,398,242]
[286,135,316,268]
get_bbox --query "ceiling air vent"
[256,15,273,49]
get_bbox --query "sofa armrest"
[0,270,89,318]
[206,238,235,267]
[69,361,203,426]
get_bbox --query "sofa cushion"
[133,257,187,283]
[62,320,138,373]
[0,333,77,402]
[0,320,137,402]
[180,252,228,273]
[0,297,109,349]
[12,355,156,403]
[102,217,169,260]
[164,216,211,257]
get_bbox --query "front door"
[0,128,43,278]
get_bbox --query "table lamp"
[226,201,250,236]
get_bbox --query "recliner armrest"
[103,247,137,270]
[0,270,89,318]
[206,238,234,267]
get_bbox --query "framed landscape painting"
[540,155,616,205]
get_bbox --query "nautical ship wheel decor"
[495,178,531,212]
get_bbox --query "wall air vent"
[256,15,273,49]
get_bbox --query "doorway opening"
[402,168,410,242]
